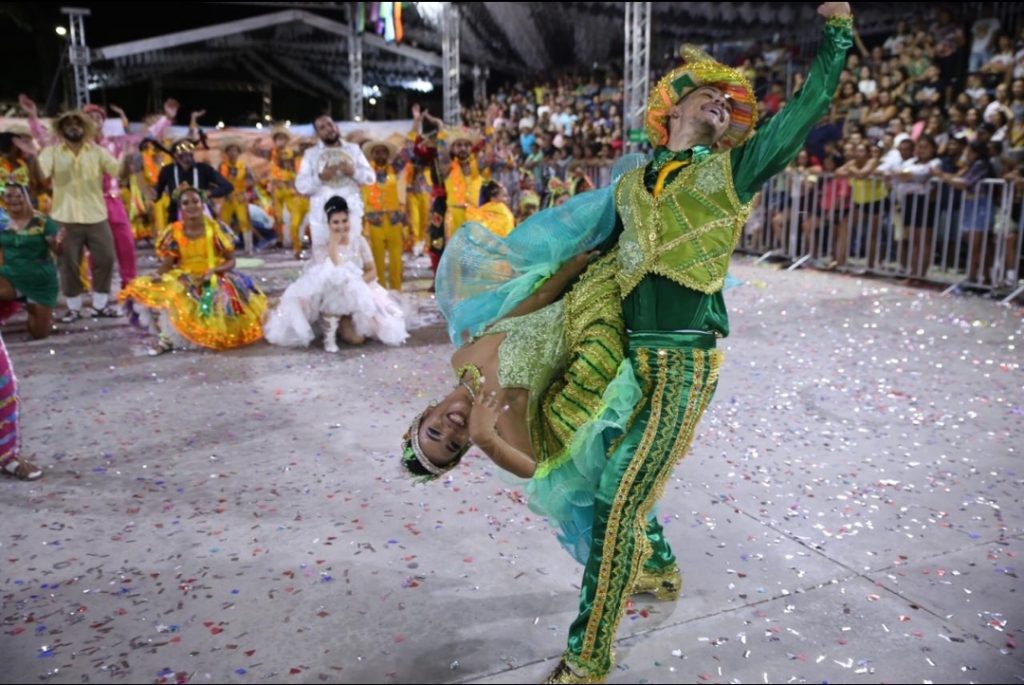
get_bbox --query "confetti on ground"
[1,254,1021,684]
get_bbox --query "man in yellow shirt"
[361,138,407,290]
[36,111,120,322]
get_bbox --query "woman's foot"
[148,336,174,356]
[2,458,43,481]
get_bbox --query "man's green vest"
[614,152,754,297]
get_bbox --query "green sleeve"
[730,17,853,204]
[44,217,60,239]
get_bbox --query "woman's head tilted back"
[400,389,473,482]
[325,195,350,237]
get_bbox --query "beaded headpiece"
[400,405,469,483]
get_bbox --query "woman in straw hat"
[263,126,309,259]
[0,123,43,209]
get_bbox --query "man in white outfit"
[295,115,374,262]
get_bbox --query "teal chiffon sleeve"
[436,154,648,346]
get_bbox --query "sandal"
[59,309,84,323]
[148,336,174,357]
[2,458,43,481]
[91,305,122,318]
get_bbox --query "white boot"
[323,316,340,353]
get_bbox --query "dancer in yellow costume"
[267,127,308,258]
[0,123,43,212]
[436,120,487,240]
[218,139,253,253]
[141,139,170,235]
[119,185,266,354]
[122,149,154,241]
[405,141,432,253]
[361,138,407,291]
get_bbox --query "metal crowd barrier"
[735,171,1023,304]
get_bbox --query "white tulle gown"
[264,234,409,347]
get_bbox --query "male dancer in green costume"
[544,3,854,682]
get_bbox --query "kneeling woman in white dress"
[264,195,408,352]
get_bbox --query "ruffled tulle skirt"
[524,360,642,565]
[264,261,408,348]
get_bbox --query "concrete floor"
[1,250,1022,684]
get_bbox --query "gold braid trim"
[643,350,709,521]
[578,350,676,665]
[574,347,724,672]
[533,250,627,472]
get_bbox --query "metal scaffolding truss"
[442,2,460,127]
[623,2,651,153]
[348,4,363,122]
[83,7,470,118]
[63,7,92,108]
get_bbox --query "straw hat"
[362,138,398,162]
[220,136,244,153]
[2,122,31,137]
[52,111,97,140]
[444,125,482,145]
[82,103,107,120]
[386,132,409,151]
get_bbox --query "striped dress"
[0,333,20,469]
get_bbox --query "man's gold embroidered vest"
[615,152,753,296]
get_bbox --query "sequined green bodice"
[483,300,569,450]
